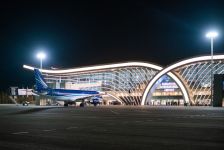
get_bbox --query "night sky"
[0,0,224,90]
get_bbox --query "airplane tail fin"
[34,69,49,91]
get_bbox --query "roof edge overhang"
[23,61,163,74]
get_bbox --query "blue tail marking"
[34,69,49,91]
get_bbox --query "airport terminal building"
[24,55,224,106]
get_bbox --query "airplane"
[34,69,102,106]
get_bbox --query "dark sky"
[0,0,224,90]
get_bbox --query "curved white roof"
[141,55,224,105]
[23,62,162,74]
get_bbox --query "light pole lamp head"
[206,31,218,38]
[37,52,46,60]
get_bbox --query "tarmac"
[0,104,223,150]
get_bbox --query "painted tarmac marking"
[66,126,78,130]
[110,110,120,115]
[147,120,153,121]
[43,129,56,132]
[12,132,29,135]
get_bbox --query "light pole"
[36,52,46,70]
[206,31,218,106]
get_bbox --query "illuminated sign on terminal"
[159,82,178,89]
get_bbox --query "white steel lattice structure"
[141,55,224,105]
[24,54,224,105]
